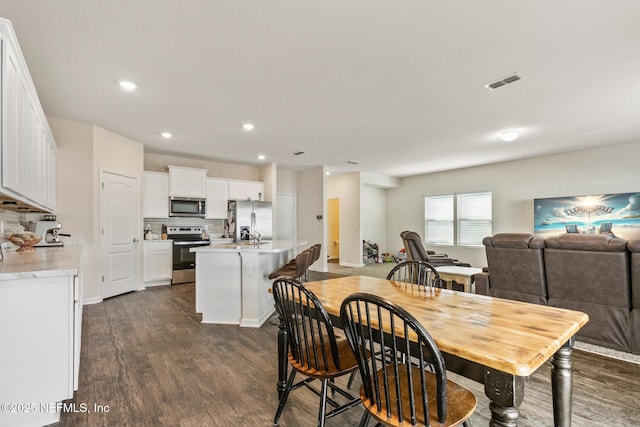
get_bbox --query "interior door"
[328,198,340,260]
[100,170,141,299]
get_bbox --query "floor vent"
[484,73,524,90]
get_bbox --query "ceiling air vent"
[346,160,360,165]
[293,151,305,155]
[484,73,524,90]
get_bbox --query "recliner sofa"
[477,233,639,354]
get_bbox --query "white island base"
[192,241,306,327]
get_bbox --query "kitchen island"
[0,245,83,427]
[191,241,307,327]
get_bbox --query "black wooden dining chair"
[272,277,361,427]
[386,260,444,288]
[340,293,476,427]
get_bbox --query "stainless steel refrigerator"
[227,200,273,242]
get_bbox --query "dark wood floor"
[55,273,640,426]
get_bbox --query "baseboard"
[82,296,103,305]
[340,262,366,268]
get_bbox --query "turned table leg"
[276,309,288,399]
[484,368,525,427]
[551,340,574,427]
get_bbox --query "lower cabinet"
[144,240,173,286]
[0,273,79,427]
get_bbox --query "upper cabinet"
[228,179,264,201]
[0,19,57,213]
[144,172,169,218]
[205,178,229,219]
[168,166,207,198]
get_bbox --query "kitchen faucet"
[250,230,262,245]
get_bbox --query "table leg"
[551,339,574,427]
[276,310,288,399]
[484,368,525,427]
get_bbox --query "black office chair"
[340,293,476,427]
[272,278,361,427]
[387,260,444,288]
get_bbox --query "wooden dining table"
[274,275,589,427]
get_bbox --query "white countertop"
[191,240,307,254]
[0,245,82,280]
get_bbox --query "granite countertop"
[0,245,82,280]
[191,240,307,254]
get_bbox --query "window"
[424,192,492,247]
[424,195,454,245]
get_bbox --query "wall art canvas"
[534,192,640,240]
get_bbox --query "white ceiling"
[1,1,640,177]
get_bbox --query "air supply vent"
[346,160,360,165]
[484,73,524,90]
[293,151,305,155]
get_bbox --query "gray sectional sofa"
[476,233,639,354]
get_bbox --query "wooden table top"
[303,275,589,377]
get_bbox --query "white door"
[101,171,141,299]
[276,193,296,241]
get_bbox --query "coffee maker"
[28,221,63,247]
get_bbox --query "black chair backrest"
[400,231,430,262]
[387,260,443,288]
[340,293,448,425]
[272,277,342,372]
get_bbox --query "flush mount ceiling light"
[257,154,266,160]
[161,132,172,139]
[500,130,519,142]
[118,80,137,91]
[242,123,254,131]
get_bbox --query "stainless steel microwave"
[169,197,206,218]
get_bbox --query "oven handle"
[173,241,210,246]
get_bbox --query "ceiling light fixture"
[243,123,254,131]
[161,132,172,139]
[118,80,137,91]
[257,154,266,160]
[500,130,519,142]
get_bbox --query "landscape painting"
[534,192,640,240]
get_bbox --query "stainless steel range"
[166,225,210,284]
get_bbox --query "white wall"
[387,140,640,267]
[361,183,388,256]
[48,118,98,302]
[144,152,259,181]
[49,118,144,303]
[327,173,362,267]
[297,167,326,271]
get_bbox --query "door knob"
[133,237,139,242]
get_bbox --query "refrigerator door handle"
[251,211,255,235]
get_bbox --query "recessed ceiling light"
[161,132,172,139]
[500,130,519,142]
[257,154,266,160]
[243,123,254,131]
[326,171,331,176]
[118,80,137,91]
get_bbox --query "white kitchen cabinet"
[228,179,264,201]
[144,171,169,218]
[144,240,173,286]
[0,19,57,213]
[0,273,79,426]
[206,178,229,219]
[168,165,207,198]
